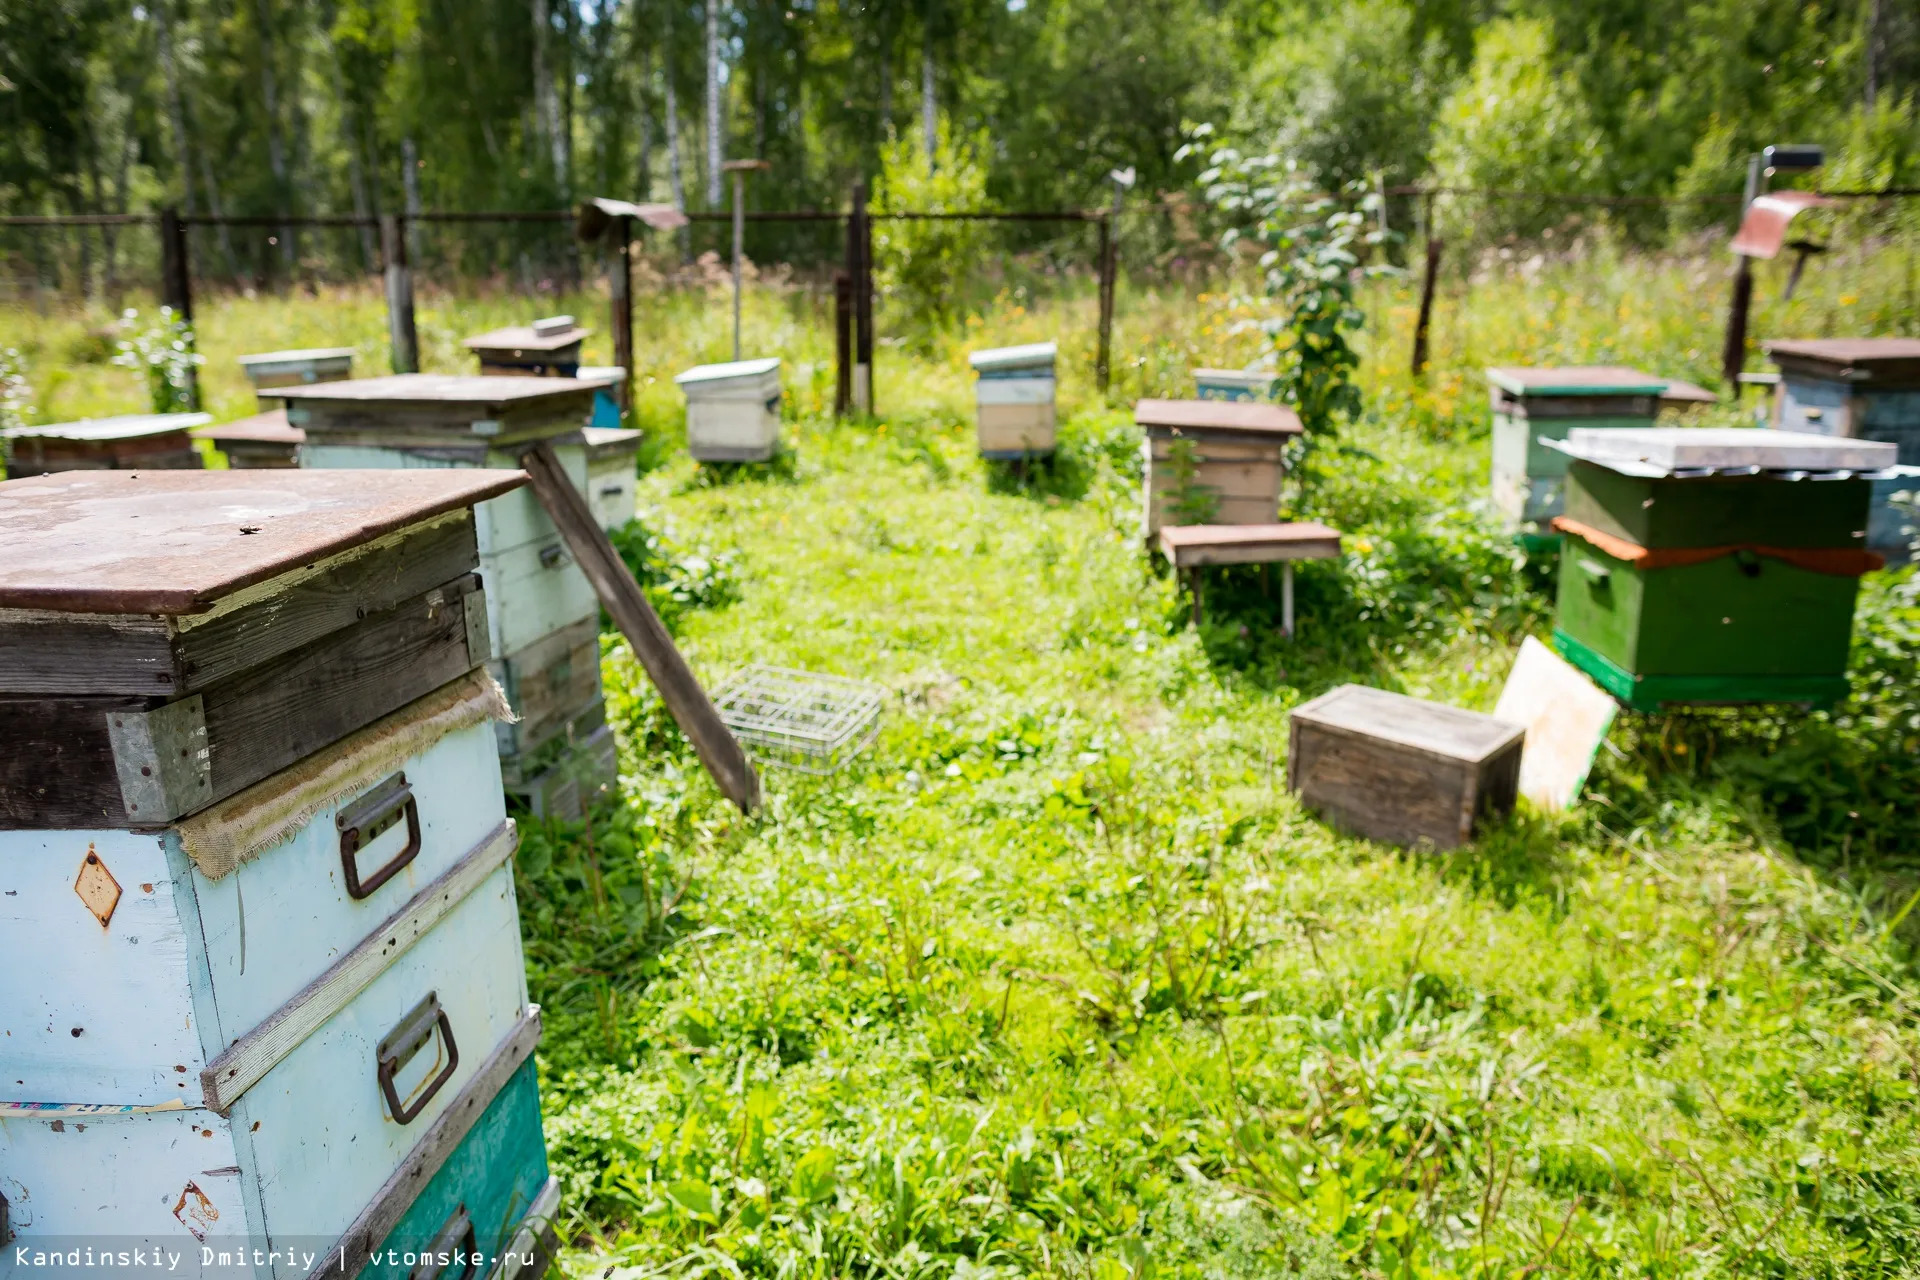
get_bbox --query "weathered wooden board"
[478,538,600,660]
[1157,521,1342,568]
[0,576,487,828]
[490,620,604,759]
[275,374,595,447]
[0,513,478,696]
[298,441,589,557]
[1288,684,1524,850]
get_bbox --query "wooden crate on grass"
[1288,684,1525,850]
[1136,398,1302,538]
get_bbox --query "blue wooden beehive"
[279,374,619,819]
[0,470,560,1279]
[1764,338,1920,559]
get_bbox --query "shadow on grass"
[687,449,804,487]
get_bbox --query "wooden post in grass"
[380,214,419,375]
[157,206,200,410]
[518,440,762,815]
[1096,214,1115,393]
[1411,236,1442,376]
[608,214,634,413]
[834,270,853,416]
[849,180,873,415]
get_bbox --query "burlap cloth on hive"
[177,668,514,880]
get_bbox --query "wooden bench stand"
[1157,521,1343,634]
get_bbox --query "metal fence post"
[157,207,200,410]
[380,214,419,375]
[1096,214,1115,393]
[850,181,873,416]
[609,215,634,413]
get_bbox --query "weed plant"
[3,239,1919,1276]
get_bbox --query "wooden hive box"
[274,373,595,450]
[970,342,1058,457]
[1136,397,1303,538]
[237,346,356,399]
[463,316,591,377]
[675,357,783,462]
[1193,367,1278,402]
[1764,338,1920,558]
[0,469,560,1273]
[1487,366,1667,534]
[3,412,210,477]
[582,424,643,530]
[1288,684,1525,849]
[191,407,306,469]
[1549,427,1898,711]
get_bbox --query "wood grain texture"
[0,516,478,696]
[519,440,760,813]
[306,1008,542,1280]
[490,620,604,758]
[1288,686,1523,850]
[201,820,517,1113]
[0,576,486,828]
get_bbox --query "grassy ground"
[5,243,1920,1277]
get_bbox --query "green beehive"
[1488,366,1667,536]
[1548,427,1903,711]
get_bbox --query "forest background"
[5,0,1920,291]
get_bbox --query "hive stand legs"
[1282,562,1295,638]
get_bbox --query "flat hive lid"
[191,408,306,445]
[1135,398,1303,436]
[238,347,355,369]
[275,373,595,412]
[969,342,1057,372]
[1293,684,1524,764]
[0,469,524,614]
[1158,521,1342,558]
[5,412,211,442]
[576,365,626,387]
[1763,338,1920,383]
[463,324,592,352]
[1555,426,1898,475]
[1194,367,1278,388]
[581,425,642,456]
[675,357,782,385]
[1486,366,1668,397]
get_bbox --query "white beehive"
[970,342,1057,457]
[675,357,783,462]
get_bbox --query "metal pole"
[380,213,419,375]
[834,270,853,417]
[1723,154,1769,397]
[1282,562,1295,638]
[852,180,873,415]
[609,215,634,413]
[731,170,745,362]
[1096,215,1114,393]
[158,206,200,410]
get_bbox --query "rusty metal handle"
[407,1203,478,1280]
[377,993,460,1126]
[338,772,422,900]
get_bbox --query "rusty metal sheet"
[1486,365,1668,397]
[1730,191,1839,259]
[1763,337,1920,384]
[1134,397,1303,436]
[272,373,595,407]
[578,197,691,241]
[190,408,306,445]
[73,845,122,927]
[1658,378,1718,406]
[0,468,524,614]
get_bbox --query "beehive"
[192,408,306,469]
[0,469,559,1277]
[463,315,591,377]
[1193,368,1278,402]
[1136,398,1303,538]
[583,425,642,530]
[1548,427,1900,711]
[969,342,1057,457]
[676,358,783,462]
[278,374,615,817]
[3,413,209,476]
[1487,366,1666,532]
[237,346,355,397]
[1764,338,1920,558]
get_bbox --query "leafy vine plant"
[1179,124,1397,491]
[112,307,204,414]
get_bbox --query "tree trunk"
[664,11,689,260]
[705,0,723,206]
[254,0,297,270]
[324,19,379,271]
[533,0,569,195]
[1865,0,1883,109]
[637,44,653,199]
[154,0,196,215]
[921,23,935,168]
[877,18,891,141]
[199,147,243,283]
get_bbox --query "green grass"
[5,241,1920,1277]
